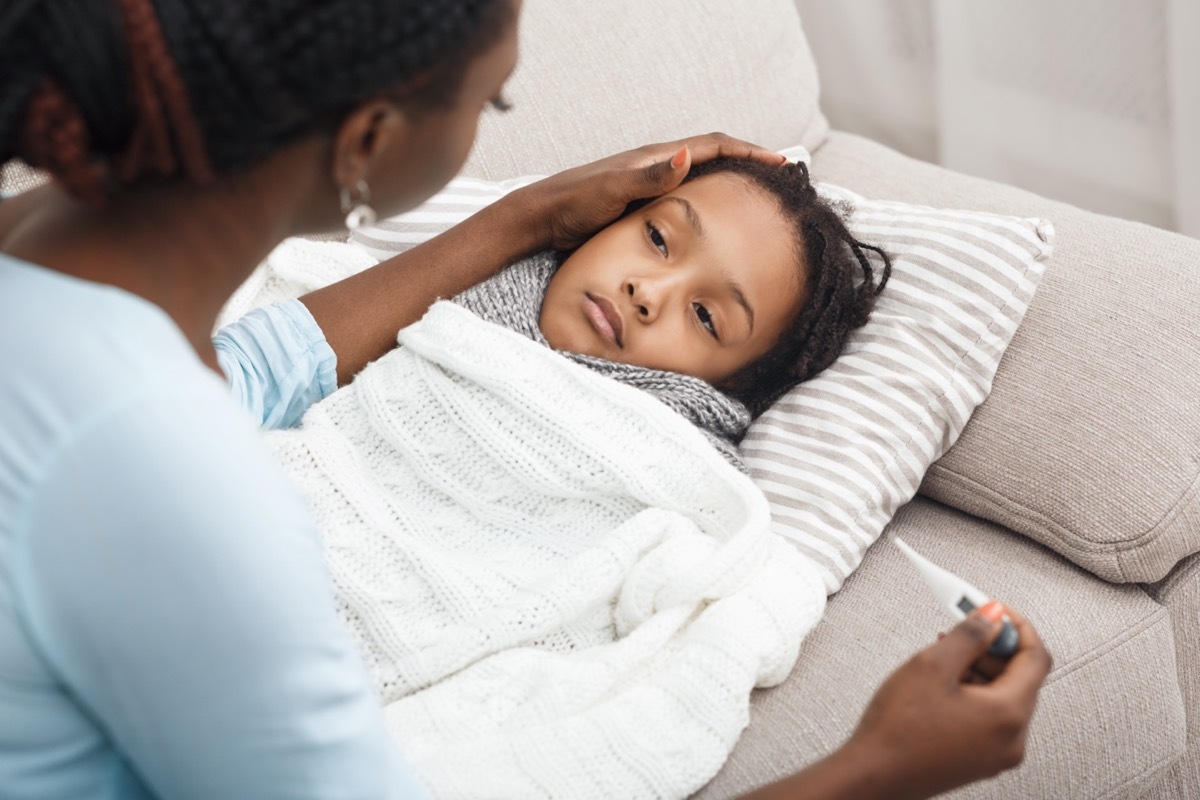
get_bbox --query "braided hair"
[682,158,892,418]
[0,0,513,205]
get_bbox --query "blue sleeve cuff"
[214,299,338,429]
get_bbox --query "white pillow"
[338,158,1053,594]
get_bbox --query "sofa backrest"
[810,132,1200,585]
[462,0,828,181]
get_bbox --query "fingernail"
[671,145,688,170]
[978,600,1006,624]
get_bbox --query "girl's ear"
[329,99,412,191]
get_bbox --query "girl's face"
[539,173,805,385]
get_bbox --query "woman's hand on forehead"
[661,132,790,171]
[506,133,787,252]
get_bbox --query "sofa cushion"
[694,498,1186,800]
[460,0,828,181]
[812,132,1200,584]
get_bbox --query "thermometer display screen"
[957,597,977,615]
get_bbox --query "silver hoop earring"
[340,179,378,230]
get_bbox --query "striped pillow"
[349,174,545,261]
[348,172,1054,595]
[746,185,1053,592]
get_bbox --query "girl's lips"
[583,292,624,348]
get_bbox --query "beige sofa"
[456,2,1199,798]
[5,1,1195,798]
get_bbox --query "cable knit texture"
[266,301,826,799]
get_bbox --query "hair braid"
[1,0,512,204]
[20,78,110,205]
[115,0,211,184]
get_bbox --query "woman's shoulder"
[3,255,197,422]
[0,254,302,525]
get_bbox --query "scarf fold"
[452,253,751,467]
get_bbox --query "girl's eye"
[693,302,718,339]
[647,222,668,257]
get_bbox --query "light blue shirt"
[0,254,425,799]
[214,299,339,430]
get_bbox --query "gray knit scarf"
[452,252,751,469]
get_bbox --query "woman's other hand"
[510,133,788,251]
[844,604,1053,799]
[742,604,1051,800]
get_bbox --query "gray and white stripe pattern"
[350,175,544,261]
[742,185,1052,593]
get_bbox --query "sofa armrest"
[811,131,1200,583]
[1141,553,1200,795]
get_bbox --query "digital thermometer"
[892,537,1019,659]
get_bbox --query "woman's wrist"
[300,185,551,385]
[738,734,924,800]
[498,180,561,254]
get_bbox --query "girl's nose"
[625,277,664,323]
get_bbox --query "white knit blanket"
[266,301,826,799]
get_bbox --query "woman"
[0,1,1050,799]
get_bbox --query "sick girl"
[440,156,891,465]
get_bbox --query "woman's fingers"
[630,133,786,195]
[674,131,789,167]
[626,130,787,184]
[975,606,1053,706]
[928,604,1051,688]
[618,132,787,212]
[631,144,692,198]
[628,132,783,168]
[509,132,786,251]
[844,604,1051,797]
[927,610,1009,681]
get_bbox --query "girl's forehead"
[663,175,795,262]
[667,174,803,331]
[664,171,770,209]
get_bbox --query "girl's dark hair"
[684,158,891,417]
[0,0,513,205]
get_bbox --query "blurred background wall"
[795,0,1199,238]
